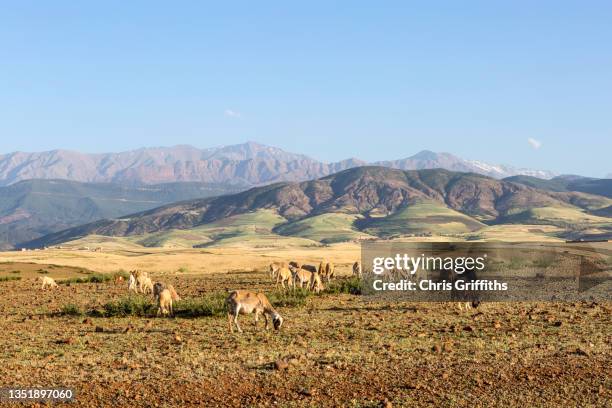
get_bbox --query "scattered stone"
[573,347,589,356]
[553,321,563,327]
[463,325,475,332]
[82,318,92,325]
[94,326,104,333]
[299,387,317,397]
[494,321,501,329]
[432,344,442,353]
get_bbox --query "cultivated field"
[0,245,610,407]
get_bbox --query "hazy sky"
[1,1,610,177]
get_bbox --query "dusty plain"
[0,244,609,407]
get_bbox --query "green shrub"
[60,303,83,316]
[174,292,227,317]
[58,273,113,284]
[98,295,156,317]
[325,277,364,295]
[114,270,130,279]
[268,287,311,308]
[0,276,21,282]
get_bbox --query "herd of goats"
[37,260,363,334]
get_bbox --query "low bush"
[324,277,364,295]
[99,295,156,317]
[268,287,311,308]
[58,273,113,284]
[0,276,21,282]
[60,303,83,316]
[174,292,227,317]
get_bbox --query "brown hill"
[24,167,611,247]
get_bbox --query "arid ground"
[0,247,610,407]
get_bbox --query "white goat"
[40,276,58,289]
[128,273,138,293]
[138,276,154,294]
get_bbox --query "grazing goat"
[156,289,173,317]
[132,270,147,279]
[128,273,138,293]
[226,290,283,333]
[301,264,317,273]
[40,276,58,289]
[353,261,362,277]
[269,261,286,280]
[167,284,180,301]
[293,268,313,289]
[138,276,154,294]
[319,261,335,282]
[154,282,181,301]
[310,270,324,293]
[275,266,293,289]
[153,282,166,298]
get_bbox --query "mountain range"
[24,167,612,249]
[0,179,241,249]
[2,142,610,249]
[0,142,559,187]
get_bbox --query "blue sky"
[0,1,610,177]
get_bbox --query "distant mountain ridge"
[0,179,241,249]
[0,142,559,187]
[504,175,612,198]
[25,167,612,248]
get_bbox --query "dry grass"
[0,246,609,407]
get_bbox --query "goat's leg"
[234,314,242,333]
[227,312,234,333]
[233,305,243,333]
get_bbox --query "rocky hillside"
[25,167,611,247]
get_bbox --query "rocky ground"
[0,267,609,407]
